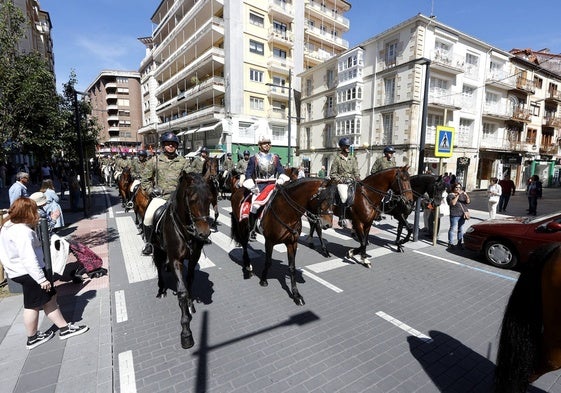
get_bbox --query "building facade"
[86,71,143,154]
[137,0,351,164]
[299,14,561,190]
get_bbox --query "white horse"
[102,164,114,187]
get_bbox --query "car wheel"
[484,240,518,269]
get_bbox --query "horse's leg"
[173,257,194,349]
[153,248,168,298]
[348,223,371,268]
[212,202,219,229]
[259,240,274,287]
[287,242,305,306]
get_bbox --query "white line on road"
[118,351,137,393]
[413,250,517,281]
[301,269,343,293]
[114,290,128,323]
[375,311,433,343]
[116,216,157,283]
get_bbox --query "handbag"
[459,203,470,220]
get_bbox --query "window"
[117,98,130,106]
[382,113,393,143]
[526,128,537,144]
[249,12,264,27]
[385,41,397,66]
[250,96,264,110]
[485,92,499,105]
[531,102,540,116]
[534,76,543,89]
[384,77,395,105]
[482,122,497,139]
[117,87,129,94]
[271,125,285,140]
[306,79,313,96]
[458,118,474,145]
[326,69,335,87]
[273,47,287,59]
[273,20,287,34]
[116,77,128,84]
[249,40,264,55]
[465,53,478,67]
[249,68,263,82]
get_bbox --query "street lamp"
[73,88,88,218]
[411,58,431,242]
[266,69,292,166]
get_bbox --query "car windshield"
[526,211,561,224]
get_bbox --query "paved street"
[1,183,561,392]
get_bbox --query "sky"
[41,0,561,93]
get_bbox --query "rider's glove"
[275,174,290,185]
[251,186,259,195]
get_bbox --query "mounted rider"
[241,135,290,238]
[187,146,209,174]
[222,152,234,176]
[370,146,396,174]
[140,132,189,255]
[234,150,251,187]
[329,137,360,227]
[125,149,149,209]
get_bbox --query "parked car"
[463,212,561,269]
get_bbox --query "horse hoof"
[362,261,371,268]
[181,334,194,349]
[347,250,354,258]
[260,280,268,287]
[293,296,305,306]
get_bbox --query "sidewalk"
[0,181,112,393]
[0,181,559,392]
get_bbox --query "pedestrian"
[0,197,88,349]
[68,170,81,212]
[29,192,61,233]
[39,180,65,229]
[317,165,326,178]
[446,182,470,249]
[526,174,542,216]
[8,172,30,206]
[498,175,515,213]
[330,137,361,227]
[140,132,189,255]
[487,177,501,219]
[370,146,396,174]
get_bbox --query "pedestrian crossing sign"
[435,126,454,158]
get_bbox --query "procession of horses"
[109,157,561,391]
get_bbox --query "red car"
[463,212,561,268]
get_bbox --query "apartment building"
[13,0,54,73]
[299,14,561,190]
[137,0,351,163]
[86,71,143,153]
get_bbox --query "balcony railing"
[430,50,465,72]
[511,108,532,122]
[515,76,535,94]
[306,1,350,28]
[544,115,561,128]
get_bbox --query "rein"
[169,184,211,244]
[358,170,412,213]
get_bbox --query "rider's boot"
[338,205,348,228]
[248,212,258,241]
[141,225,153,255]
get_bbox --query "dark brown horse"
[151,172,213,349]
[202,157,220,227]
[342,166,413,266]
[118,167,133,208]
[230,177,336,305]
[132,185,151,235]
[494,242,561,393]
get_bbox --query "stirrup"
[125,201,133,209]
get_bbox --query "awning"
[197,122,221,133]
[178,129,198,136]
[210,152,225,159]
[186,152,198,157]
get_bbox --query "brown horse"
[151,172,213,349]
[118,167,133,208]
[341,166,413,267]
[230,177,336,305]
[202,157,220,227]
[494,242,561,393]
[132,185,151,235]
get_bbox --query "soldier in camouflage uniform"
[330,137,361,227]
[370,146,396,174]
[125,150,149,209]
[140,132,189,255]
[236,150,251,174]
[113,153,130,186]
[187,147,208,174]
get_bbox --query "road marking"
[114,290,128,323]
[103,186,114,219]
[116,216,157,283]
[413,250,517,281]
[301,269,343,293]
[118,351,137,393]
[376,311,433,343]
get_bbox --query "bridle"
[169,179,212,244]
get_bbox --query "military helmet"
[227,152,232,157]
[160,132,179,145]
[200,147,208,154]
[243,150,250,156]
[338,137,351,148]
[137,149,147,157]
[383,146,396,154]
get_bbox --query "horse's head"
[176,172,213,242]
[394,166,414,205]
[202,157,219,179]
[282,178,335,230]
[431,175,447,205]
[284,167,299,181]
[312,178,336,230]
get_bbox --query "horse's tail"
[494,245,557,393]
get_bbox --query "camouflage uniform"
[370,156,396,174]
[236,157,249,174]
[187,156,205,174]
[222,157,235,172]
[141,153,188,200]
[131,157,147,179]
[330,153,360,183]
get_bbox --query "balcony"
[486,71,516,89]
[428,93,461,110]
[430,50,465,74]
[268,108,287,120]
[482,103,510,120]
[267,56,294,74]
[544,115,561,128]
[510,108,532,122]
[106,94,117,101]
[513,76,535,94]
[545,90,561,103]
[304,25,349,50]
[105,82,117,90]
[267,86,289,99]
[539,143,559,155]
[305,1,350,30]
[268,27,294,45]
[269,0,294,22]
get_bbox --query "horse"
[132,185,151,235]
[230,177,336,306]
[202,157,220,228]
[494,242,561,393]
[118,167,133,208]
[151,172,213,349]
[218,169,233,200]
[382,174,446,252]
[102,164,114,187]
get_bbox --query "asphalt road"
[105,186,561,393]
